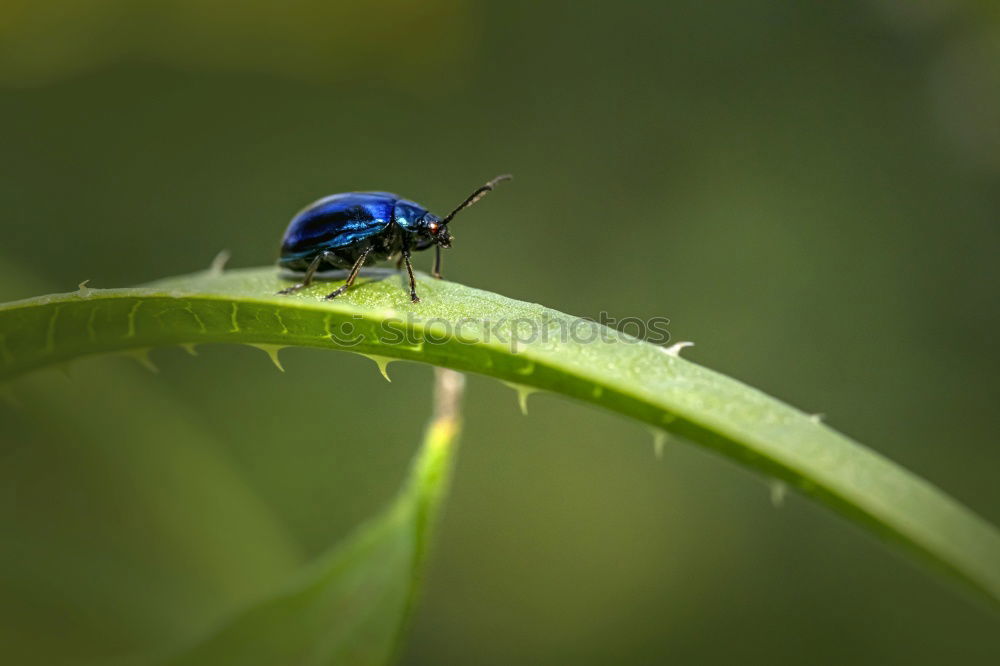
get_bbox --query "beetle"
[277,174,511,302]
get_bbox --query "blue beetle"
[277,174,511,302]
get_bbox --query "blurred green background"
[2,1,999,664]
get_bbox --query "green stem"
[391,367,464,659]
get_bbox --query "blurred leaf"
[0,261,303,664]
[0,0,472,86]
[1,266,999,612]
[0,364,305,665]
[161,368,463,666]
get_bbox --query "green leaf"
[2,266,999,611]
[159,368,464,666]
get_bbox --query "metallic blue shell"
[279,192,435,267]
[280,192,394,262]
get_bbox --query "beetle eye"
[428,222,439,234]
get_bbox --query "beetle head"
[421,214,452,248]
[404,174,510,251]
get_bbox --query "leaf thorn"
[209,249,231,276]
[354,353,395,381]
[250,344,286,372]
[501,381,538,415]
[662,341,695,357]
[127,348,159,373]
[650,429,668,459]
[769,479,788,508]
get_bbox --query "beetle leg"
[432,245,443,280]
[325,247,373,300]
[277,251,330,294]
[402,249,420,303]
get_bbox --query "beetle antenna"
[440,174,512,225]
